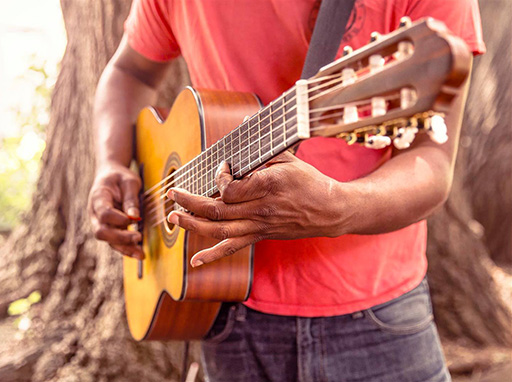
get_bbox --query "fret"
[225,131,233,167]
[193,157,198,195]
[284,91,297,138]
[257,113,262,165]
[259,106,271,161]
[239,121,250,175]
[272,98,285,150]
[198,152,203,196]
[231,128,240,176]
[248,116,260,168]
[206,148,212,195]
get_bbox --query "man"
[89,1,485,381]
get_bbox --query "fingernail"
[128,216,142,221]
[191,259,204,268]
[167,213,179,225]
[127,207,139,218]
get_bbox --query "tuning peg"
[399,16,412,28]
[425,115,448,144]
[364,135,391,149]
[393,126,419,149]
[343,46,353,56]
[370,32,381,43]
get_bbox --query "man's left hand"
[166,151,345,267]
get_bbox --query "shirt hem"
[243,273,426,317]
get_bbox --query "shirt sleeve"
[124,0,181,62]
[406,0,486,55]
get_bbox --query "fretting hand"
[166,151,345,267]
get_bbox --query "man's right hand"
[88,162,145,260]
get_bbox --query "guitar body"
[124,88,261,340]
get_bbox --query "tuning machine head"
[399,16,412,28]
[342,46,353,57]
[424,114,448,144]
[370,32,382,43]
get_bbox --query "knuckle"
[98,208,111,223]
[214,225,230,240]
[254,205,276,218]
[206,203,223,220]
[220,185,236,202]
[94,226,106,241]
[223,245,238,257]
[121,175,142,190]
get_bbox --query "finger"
[168,211,263,240]
[120,177,142,219]
[190,235,260,267]
[225,169,280,203]
[169,188,278,221]
[93,220,142,246]
[110,243,145,260]
[168,188,260,221]
[94,202,133,227]
[215,160,270,203]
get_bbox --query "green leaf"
[7,298,31,316]
[27,291,41,304]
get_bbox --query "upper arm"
[107,35,172,90]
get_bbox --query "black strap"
[301,0,357,79]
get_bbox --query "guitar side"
[123,88,260,340]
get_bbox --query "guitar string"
[141,107,299,216]
[145,95,388,227]
[142,115,299,219]
[148,132,301,228]
[140,75,345,205]
[145,91,407,227]
[142,91,387,221]
[139,69,357,202]
[139,54,385,203]
[140,61,386,208]
[139,91,297,201]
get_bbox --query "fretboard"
[172,88,300,197]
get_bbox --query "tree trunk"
[0,1,510,381]
[463,0,512,267]
[0,1,192,381]
[426,0,512,347]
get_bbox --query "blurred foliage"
[0,59,52,230]
[7,291,42,316]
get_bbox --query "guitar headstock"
[300,17,472,149]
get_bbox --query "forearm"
[333,144,452,235]
[93,36,170,169]
[94,64,158,168]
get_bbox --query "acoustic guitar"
[123,18,472,341]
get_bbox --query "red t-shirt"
[124,0,485,316]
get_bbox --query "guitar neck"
[173,88,302,197]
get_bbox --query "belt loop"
[351,311,364,319]
[235,303,247,322]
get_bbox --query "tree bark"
[0,1,191,381]
[0,1,510,381]
[426,0,512,347]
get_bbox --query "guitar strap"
[301,0,357,79]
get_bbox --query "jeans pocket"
[203,304,237,345]
[365,279,434,335]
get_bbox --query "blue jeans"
[201,278,451,382]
